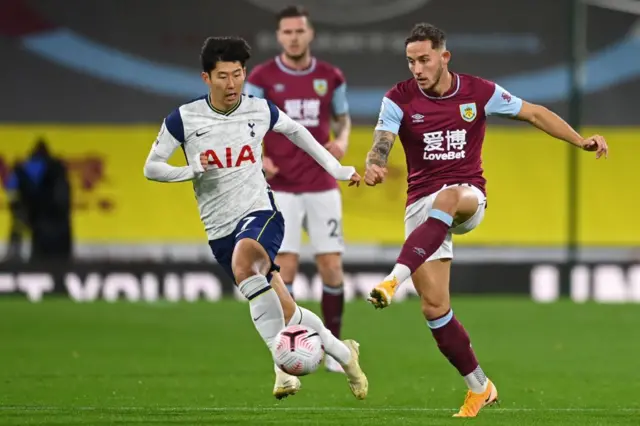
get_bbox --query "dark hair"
[200,36,252,73]
[404,23,447,49]
[276,5,311,27]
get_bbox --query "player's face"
[406,40,450,91]
[201,61,246,107]
[277,16,314,60]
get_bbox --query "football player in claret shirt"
[244,5,352,373]
[144,36,367,401]
[365,23,608,418]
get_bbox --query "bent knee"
[420,295,450,320]
[232,239,271,284]
[433,188,462,213]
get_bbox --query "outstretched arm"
[485,83,608,159]
[514,101,608,158]
[271,106,360,185]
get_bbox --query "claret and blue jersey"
[375,73,523,206]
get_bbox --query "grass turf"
[1,297,639,425]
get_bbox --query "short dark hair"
[200,36,252,73]
[276,5,311,27]
[404,23,447,49]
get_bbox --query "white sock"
[238,275,284,351]
[288,305,352,365]
[384,263,411,285]
[464,366,488,393]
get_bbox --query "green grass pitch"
[1,297,639,425]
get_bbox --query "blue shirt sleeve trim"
[243,82,265,98]
[331,82,349,115]
[267,100,279,131]
[485,83,523,117]
[165,108,185,143]
[374,97,403,134]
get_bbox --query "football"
[272,324,325,376]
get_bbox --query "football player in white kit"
[143,36,368,401]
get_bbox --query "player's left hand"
[325,140,346,160]
[348,171,361,187]
[581,135,608,159]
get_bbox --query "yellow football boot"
[453,379,499,418]
[367,276,400,309]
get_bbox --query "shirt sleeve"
[374,96,404,134]
[143,109,202,182]
[484,83,523,117]
[243,82,265,98]
[244,66,266,98]
[331,82,349,115]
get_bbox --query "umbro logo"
[412,114,424,123]
[413,247,426,257]
[196,129,211,137]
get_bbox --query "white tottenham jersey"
[144,93,355,240]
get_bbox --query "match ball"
[272,324,325,376]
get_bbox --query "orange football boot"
[453,379,499,418]
[367,276,400,309]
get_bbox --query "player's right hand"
[190,152,208,174]
[199,152,208,170]
[364,164,387,186]
[263,156,279,179]
[348,171,361,187]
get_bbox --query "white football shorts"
[273,189,344,255]
[404,183,486,261]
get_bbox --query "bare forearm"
[332,114,351,144]
[277,116,355,180]
[525,105,583,147]
[366,130,396,167]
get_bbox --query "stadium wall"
[1,125,638,248]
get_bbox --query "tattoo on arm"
[366,130,396,167]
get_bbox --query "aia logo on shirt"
[203,146,256,168]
